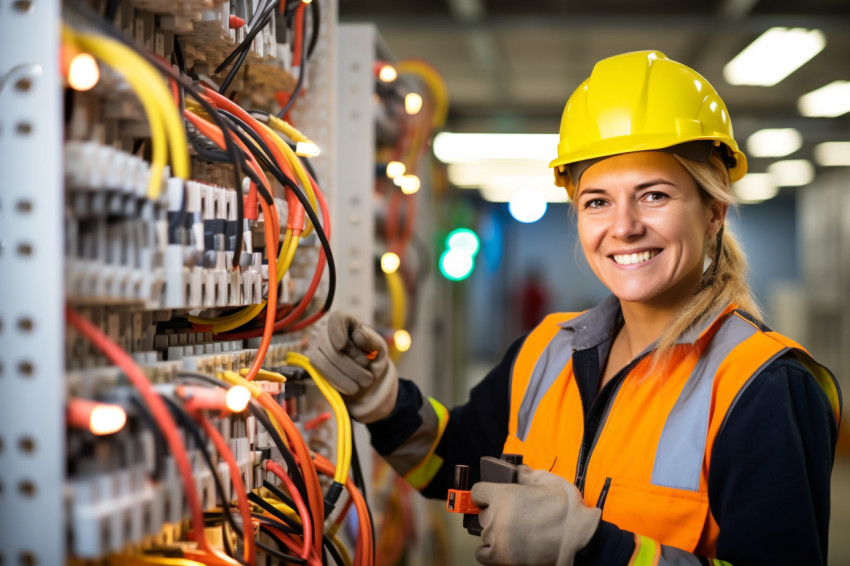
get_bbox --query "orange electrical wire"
[222,170,330,338]
[198,415,256,566]
[183,109,279,381]
[65,308,239,566]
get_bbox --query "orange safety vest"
[503,303,841,556]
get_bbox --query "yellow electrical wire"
[220,371,287,442]
[384,270,407,361]
[330,534,354,566]
[63,25,189,198]
[285,352,351,485]
[240,367,287,382]
[397,59,449,130]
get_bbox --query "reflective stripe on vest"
[505,307,840,555]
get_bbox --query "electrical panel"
[0,0,453,564]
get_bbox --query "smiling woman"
[306,50,843,566]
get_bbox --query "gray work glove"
[307,311,398,424]
[471,465,602,566]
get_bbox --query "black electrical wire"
[305,0,321,60]
[217,0,280,94]
[212,111,337,332]
[175,371,313,518]
[277,25,308,119]
[159,395,245,565]
[215,0,279,74]
[127,395,167,481]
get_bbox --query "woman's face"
[575,151,726,309]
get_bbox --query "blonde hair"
[651,153,762,355]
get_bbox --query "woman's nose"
[611,203,644,240]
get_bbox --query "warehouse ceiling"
[340,0,850,178]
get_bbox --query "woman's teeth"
[612,250,658,265]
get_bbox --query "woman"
[308,51,842,565]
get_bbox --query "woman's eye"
[584,198,607,209]
[644,191,668,203]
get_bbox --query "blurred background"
[339,1,850,564]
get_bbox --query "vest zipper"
[573,353,648,496]
[595,477,612,510]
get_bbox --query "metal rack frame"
[0,0,66,562]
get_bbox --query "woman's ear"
[706,200,728,236]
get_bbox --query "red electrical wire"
[264,459,319,564]
[292,3,305,69]
[65,308,239,565]
[198,415,256,566]
[253,393,324,552]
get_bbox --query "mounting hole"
[17,318,33,332]
[0,436,4,453]
[18,480,36,498]
[17,243,33,256]
[16,123,32,136]
[19,551,36,566]
[12,0,33,13]
[18,361,34,377]
[16,200,33,214]
[15,78,32,92]
[18,437,35,454]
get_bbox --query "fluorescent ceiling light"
[448,160,549,187]
[746,128,802,158]
[723,27,826,86]
[434,133,560,163]
[480,185,568,203]
[798,81,850,118]
[733,173,778,203]
[814,142,850,166]
[767,159,814,187]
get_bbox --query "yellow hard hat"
[550,51,747,194]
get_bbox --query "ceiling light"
[746,128,802,158]
[723,27,826,86]
[508,189,548,223]
[798,81,850,118]
[814,142,850,166]
[767,159,814,186]
[405,92,423,115]
[733,173,778,203]
[434,133,559,163]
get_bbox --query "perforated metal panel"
[0,0,66,563]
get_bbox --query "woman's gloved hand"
[306,311,399,423]
[471,465,602,566]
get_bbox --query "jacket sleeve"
[366,335,525,496]
[574,355,839,566]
